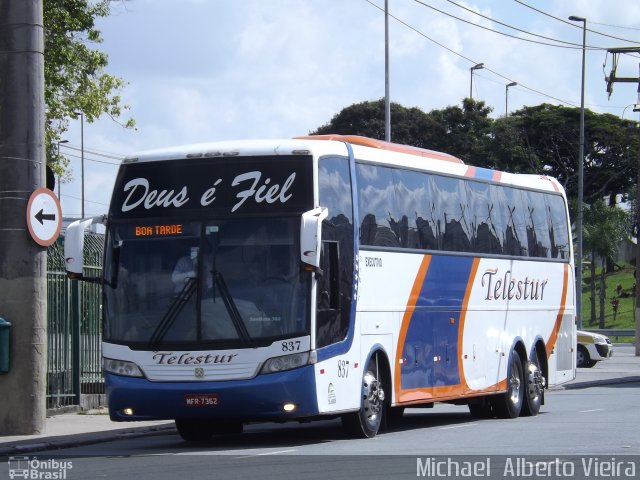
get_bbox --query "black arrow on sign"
[35,209,56,225]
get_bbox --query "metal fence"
[46,233,104,409]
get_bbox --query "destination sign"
[110,156,313,220]
[134,224,184,237]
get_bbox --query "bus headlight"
[104,358,144,377]
[260,352,310,374]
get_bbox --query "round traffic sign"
[26,188,63,247]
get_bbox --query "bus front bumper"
[106,365,318,422]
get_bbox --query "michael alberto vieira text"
[416,457,637,477]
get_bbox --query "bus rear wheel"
[521,353,544,417]
[342,356,385,438]
[491,351,524,419]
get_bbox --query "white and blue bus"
[65,135,576,440]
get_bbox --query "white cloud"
[59,0,640,218]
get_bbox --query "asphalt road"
[3,346,639,480]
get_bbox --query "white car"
[577,330,613,368]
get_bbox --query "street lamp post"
[569,15,586,330]
[384,0,390,142]
[56,139,68,198]
[75,112,85,218]
[505,82,517,116]
[469,63,484,100]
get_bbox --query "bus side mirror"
[300,207,328,270]
[64,215,106,283]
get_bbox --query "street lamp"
[469,63,484,100]
[569,15,586,330]
[505,82,517,117]
[74,112,85,218]
[56,139,68,198]
[622,103,640,119]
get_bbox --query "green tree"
[44,0,134,177]
[312,100,638,226]
[500,104,639,209]
[583,200,629,328]
[424,98,494,165]
[311,99,436,148]
[311,98,494,165]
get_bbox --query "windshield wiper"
[148,277,197,349]
[211,270,252,343]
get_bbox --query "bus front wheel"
[342,356,385,438]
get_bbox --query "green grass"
[580,262,636,342]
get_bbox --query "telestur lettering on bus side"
[481,268,548,301]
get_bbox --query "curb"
[0,423,175,456]
[562,375,640,390]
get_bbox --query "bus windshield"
[103,217,309,349]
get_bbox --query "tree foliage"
[500,104,638,206]
[312,99,639,214]
[44,0,134,176]
[311,98,494,165]
[582,199,629,327]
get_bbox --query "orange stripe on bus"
[457,257,481,392]
[492,171,502,182]
[294,135,464,164]
[465,166,477,177]
[545,263,569,357]
[394,255,431,401]
[398,379,508,404]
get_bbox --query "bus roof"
[295,134,464,164]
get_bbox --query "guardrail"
[586,329,635,341]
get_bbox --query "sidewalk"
[0,410,174,455]
[1,344,638,455]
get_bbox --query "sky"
[57,0,640,219]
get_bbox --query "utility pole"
[384,0,390,142]
[604,46,640,357]
[0,0,48,433]
[568,15,586,331]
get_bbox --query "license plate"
[184,393,219,407]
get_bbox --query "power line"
[59,192,109,207]
[413,0,603,50]
[589,21,640,33]
[59,143,124,161]
[363,0,577,107]
[474,71,629,111]
[513,0,640,45]
[59,150,121,166]
[444,0,585,49]
[59,144,123,166]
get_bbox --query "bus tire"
[521,353,544,417]
[491,351,524,419]
[175,419,214,442]
[341,355,385,438]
